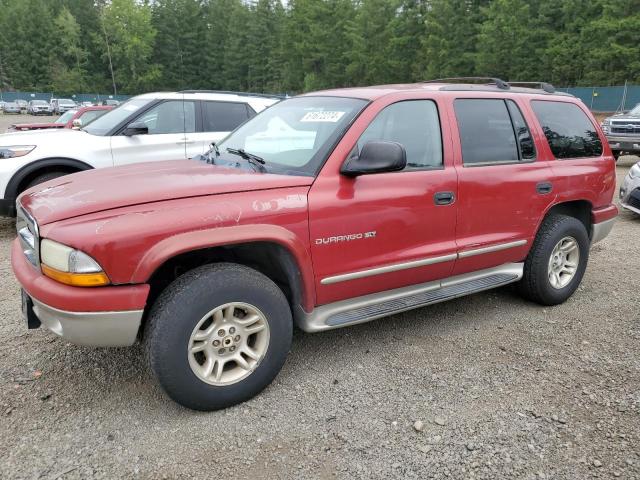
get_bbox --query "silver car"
[619,161,640,214]
[3,102,21,114]
[601,104,640,161]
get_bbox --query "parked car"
[10,79,617,411]
[0,101,5,111]
[27,100,52,115]
[15,99,28,111]
[0,91,280,216]
[3,102,21,114]
[619,161,640,214]
[81,101,93,107]
[600,103,640,160]
[51,98,76,115]
[7,106,113,132]
[102,99,120,107]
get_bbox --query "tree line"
[0,0,638,96]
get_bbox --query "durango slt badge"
[315,231,377,245]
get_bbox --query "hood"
[20,160,314,225]
[0,127,81,143]
[608,112,640,121]
[10,123,63,131]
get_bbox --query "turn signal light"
[41,264,110,287]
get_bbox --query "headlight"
[0,145,36,159]
[602,119,611,126]
[40,239,110,287]
[630,162,640,179]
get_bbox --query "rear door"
[187,101,255,157]
[110,100,196,165]
[308,98,458,305]
[451,97,555,275]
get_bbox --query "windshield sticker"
[122,104,139,111]
[300,111,346,123]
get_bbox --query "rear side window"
[531,101,602,159]
[357,100,443,170]
[455,99,536,165]
[203,101,253,132]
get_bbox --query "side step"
[295,263,523,332]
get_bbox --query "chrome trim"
[16,201,40,268]
[297,263,524,332]
[320,240,527,285]
[30,297,143,347]
[458,239,527,258]
[320,253,457,285]
[620,201,640,215]
[590,216,616,244]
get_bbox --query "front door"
[110,100,196,165]
[308,99,458,306]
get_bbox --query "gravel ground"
[0,113,57,133]
[0,112,639,479]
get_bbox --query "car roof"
[302,82,574,101]
[133,91,280,109]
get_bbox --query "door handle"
[536,182,553,195]
[434,191,455,205]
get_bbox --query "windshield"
[216,96,367,176]
[59,99,75,106]
[32,100,47,106]
[55,110,76,124]
[630,104,640,116]
[83,98,153,136]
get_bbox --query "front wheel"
[145,263,293,410]
[519,215,589,306]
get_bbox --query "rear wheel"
[519,215,589,306]
[145,263,292,410]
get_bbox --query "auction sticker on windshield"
[300,111,346,122]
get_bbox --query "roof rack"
[178,89,285,100]
[508,82,556,93]
[423,77,511,90]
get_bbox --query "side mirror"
[340,140,407,176]
[123,121,149,136]
[72,118,82,128]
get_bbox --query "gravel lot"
[0,113,639,479]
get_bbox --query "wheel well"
[17,165,80,194]
[145,242,304,320]
[543,200,592,238]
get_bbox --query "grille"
[629,188,640,210]
[611,121,640,135]
[16,203,40,267]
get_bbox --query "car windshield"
[59,99,75,106]
[629,104,640,116]
[83,98,152,136]
[55,110,77,124]
[214,96,368,176]
[32,100,47,106]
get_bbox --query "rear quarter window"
[531,101,602,159]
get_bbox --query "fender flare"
[130,224,317,311]
[6,157,93,200]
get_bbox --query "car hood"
[19,160,314,225]
[607,113,640,121]
[0,127,81,144]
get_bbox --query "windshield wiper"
[226,147,266,172]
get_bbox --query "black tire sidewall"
[26,172,66,190]
[531,216,589,304]
[147,264,292,411]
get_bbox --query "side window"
[454,99,520,165]
[531,100,603,159]
[506,100,536,160]
[203,101,251,132]
[135,101,196,134]
[357,100,443,169]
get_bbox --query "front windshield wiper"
[226,147,266,172]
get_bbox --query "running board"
[295,263,523,332]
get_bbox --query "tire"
[25,171,67,190]
[612,150,621,161]
[519,214,589,306]
[145,263,293,411]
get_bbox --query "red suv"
[12,78,617,410]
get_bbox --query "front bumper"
[12,239,149,346]
[619,172,640,214]
[605,135,640,152]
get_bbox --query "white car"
[0,91,280,216]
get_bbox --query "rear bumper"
[12,239,149,346]
[590,205,618,244]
